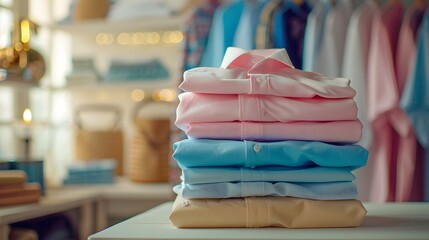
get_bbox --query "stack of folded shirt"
[0,170,41,206]
[63,159,116,185]
[169,47,368,228]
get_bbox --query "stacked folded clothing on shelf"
[0,170,41,206]
[169,47,368,228]
[63,159,116,185]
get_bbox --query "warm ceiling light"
[158,88,176,102]
[96,33,108,45]
[131,89,145,102]
[131,32,145,45]
[146,32,160,44]
[117,32,131,45]
[23,108,32,124]
[20,19,30,44]
[169,31,183,43]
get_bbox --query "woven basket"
[129,118,171,183]
[73,0,110,20]
[74,105,124,176]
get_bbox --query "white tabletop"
[88,202,429,240]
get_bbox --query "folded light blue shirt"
[173,139,368,169]
[174,181,357,200]
[181,166,355,184]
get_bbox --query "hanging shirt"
[401,11,429,201]
[181,166,355,184]
[200,1,243,67]
[367,2,404,202]
[172,2,219,183]
[174,181,357,200]
[183,120,362,143]
[272,1,311,69]
[396,4,426,96]
[176,92,358,129]
[342,0,378,201]
[182,1,220,71]
[342,0,378,149]
[233,0,266,50]
[182,48,356,97]
[314,0,353,77]
[393,3,426,202]
[302,0,330,71]
[173,139,368,169]
[256,0,282,49]
[170,195,367,228]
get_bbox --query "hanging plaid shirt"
[183,0,220,71]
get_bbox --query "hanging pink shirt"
[185,121,362,143]
[393,3,426,202]
[180,48,356,98]
[367,2,405,202]
[175,92,358,130]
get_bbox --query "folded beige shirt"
[170,195,366,228]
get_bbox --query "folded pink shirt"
[180,48,356,98]
[185,121,362,143]
[175,92,358,129]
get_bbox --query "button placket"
[242,182,264,197]
[242,168,264,181]
[244,140,250,168]
[250,143,261,169]
[250,74,269,95]
[245,140,258,168]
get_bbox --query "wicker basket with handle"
[128,102,171,183]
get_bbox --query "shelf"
[0,178,174,240]
[56,79,175,92]
[89,202,429,240]
[0,79,39,89]
[51,15,184,36]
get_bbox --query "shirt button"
[253,144,260,153]
[256,77,263,83]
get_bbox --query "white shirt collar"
[220,47,295,69]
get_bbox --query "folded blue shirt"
[173,139,368,169]
[181,166,355,184]
[174,181,357,200]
